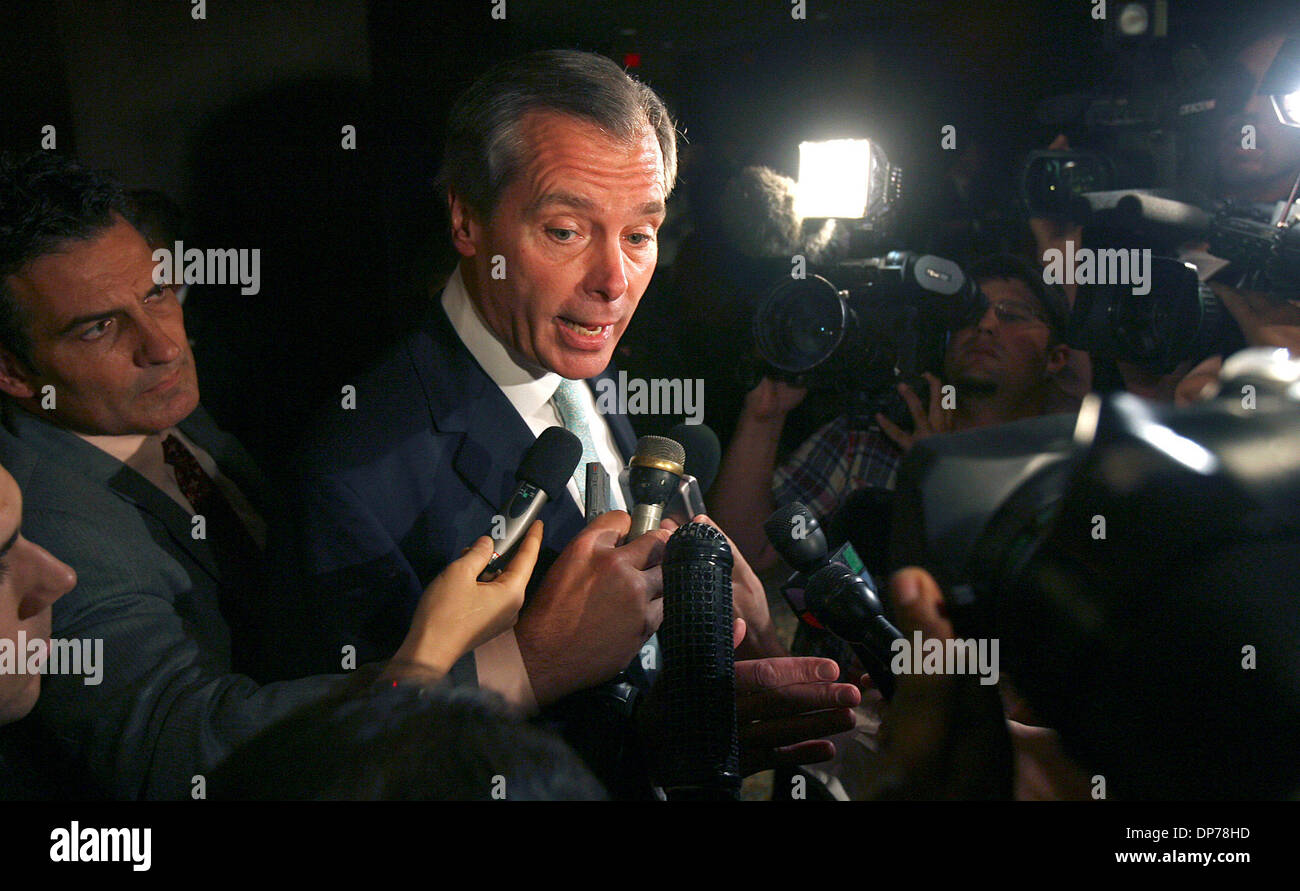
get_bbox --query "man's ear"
[447,189,483,259]
[0,347,36,400]
[1045,342,1070,377]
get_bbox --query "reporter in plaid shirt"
[712,254,1074,572]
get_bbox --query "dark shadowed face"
[451,111,667,380]
[944,277,1065,395]
[1216,33,1300,196]
[0,216,199,435]
[0,466,76,725]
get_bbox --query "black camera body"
[1062,192,1299,374]
[751,251,983,398]
[886,349,1300,798]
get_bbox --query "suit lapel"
[589,368,637,462]
[3,408,222,581]
[412,301,535,514]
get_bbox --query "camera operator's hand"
[515,510,668,707]
[1212,281,1300,351]
[864,567,1013,799]
[710,377,808,574]
[876,372,955,453]
[1175,284,1300,406]
[744,376,808,422]
[384,521,543,681]
[1175,355,1224,406]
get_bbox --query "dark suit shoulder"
[0,426,128,523]
[298,321,449,475]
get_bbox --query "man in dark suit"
[289,50,856,792]
[0,151,536,799]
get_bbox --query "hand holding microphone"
[480,426,582,580]
[515,509,670,707]
[386,520,545,681]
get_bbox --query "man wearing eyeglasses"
[711,254,1070,572]
[874,254,1070,452]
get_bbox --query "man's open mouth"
[558,317,613,337]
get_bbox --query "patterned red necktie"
[161,434,263,642]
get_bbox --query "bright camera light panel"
[1273,90,1300,128]
[796,139,873,219]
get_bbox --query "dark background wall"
[0,0,1284,459]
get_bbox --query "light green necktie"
[551,378,602,503]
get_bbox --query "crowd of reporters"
[0,17,1297,802]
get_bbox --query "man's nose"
[584,237,629,301]
[136,314,182,365]
[14,537,76,621]
[975,304,1001,332]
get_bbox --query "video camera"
[882,347,1300,798]
[745,137,984,408]
[1054,188,1300,374]
[751,251,984,399]
[1020,21,1300,374]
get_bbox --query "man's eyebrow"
[528,193,666,218]
[0,526,19,559]
[529,191,596,213]
[56,284,165,336]
[57,309,119,337]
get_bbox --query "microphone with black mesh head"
[805,561,901,699]
[655,522,740,799]
[763,501,830,573]
[626,435,686,539]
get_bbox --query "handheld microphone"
[663,422,721,525]
[656,522,741,800]
[804,561,902,699]
[479,426,582,580]
[625,435,685,539]
[764,501,830,574]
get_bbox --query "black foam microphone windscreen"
[656,522,741,799]
[763,501,829,573]
[479,426,582,579]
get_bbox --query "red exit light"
[623,52,641,68]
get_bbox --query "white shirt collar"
[441,265,562,418]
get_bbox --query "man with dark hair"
[712,254,1071,569]
[287,50,856,794]
[212,679,609,801]
[0,151,546,799]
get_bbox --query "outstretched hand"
[876,372,955,453]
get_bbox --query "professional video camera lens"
[752,275,848,373]
[1069,257,1231,374]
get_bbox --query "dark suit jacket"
[0,406,344,800]
[288,298,638,679]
